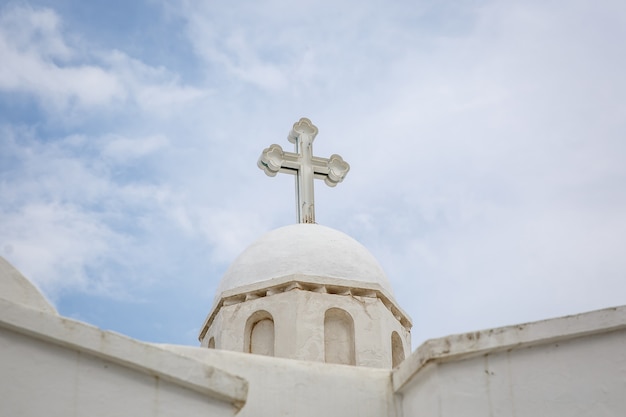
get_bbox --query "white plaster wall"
[397,328,626,417]
[162,345,396,417]
[203,289,410,368]
[0,327,239,417]
[0,293,248,417]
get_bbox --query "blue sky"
[1,0,625,347]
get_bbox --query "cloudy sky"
[1,0,625,348]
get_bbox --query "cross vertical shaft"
[295,128,315,223]
[258,118,350,224]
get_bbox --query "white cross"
[258,118,350,224]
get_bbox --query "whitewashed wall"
[162,345,395,417]
[394,307,626,417]
[3,256,625,417]
[0,298,247,417]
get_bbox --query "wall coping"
[0,297,249,410]
[392,304,626,392]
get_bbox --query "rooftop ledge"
[0,296,249,410]
[392,304,626,392]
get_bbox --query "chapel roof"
[215,223,395,297]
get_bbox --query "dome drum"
[199,274,412,342]
[200,287,411,368]
[199,223,413,368]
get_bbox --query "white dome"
[216,224,394,296]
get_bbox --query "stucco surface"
[0,329,239,417]
[0,297,247,416]
[161,345,395,417]
[397,329,626,417]
[201,289,410,368]
[395,306,626,417]
[216,224,393,296]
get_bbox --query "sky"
[1,0,625,348]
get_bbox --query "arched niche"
[244,310,275,356]
[208,337,215,349]
[391,331,405,368]
[324,308,356,365]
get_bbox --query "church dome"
[215,223,394,296]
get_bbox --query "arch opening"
[245,310,275,356]
[391,331,405,368]
[324,308,355,365]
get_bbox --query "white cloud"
[0,4,73,60]
[0,5,207,117]
[173,0,397,92]
[0,126,182,299]
[194,207,269,265]
[101,134,169,161]
[0,5,124,109]
[102,49,208,114]
[0,39,125,108]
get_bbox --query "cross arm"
[258,145,301,177]
[311,154,350,187]
[258,146,349,187]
